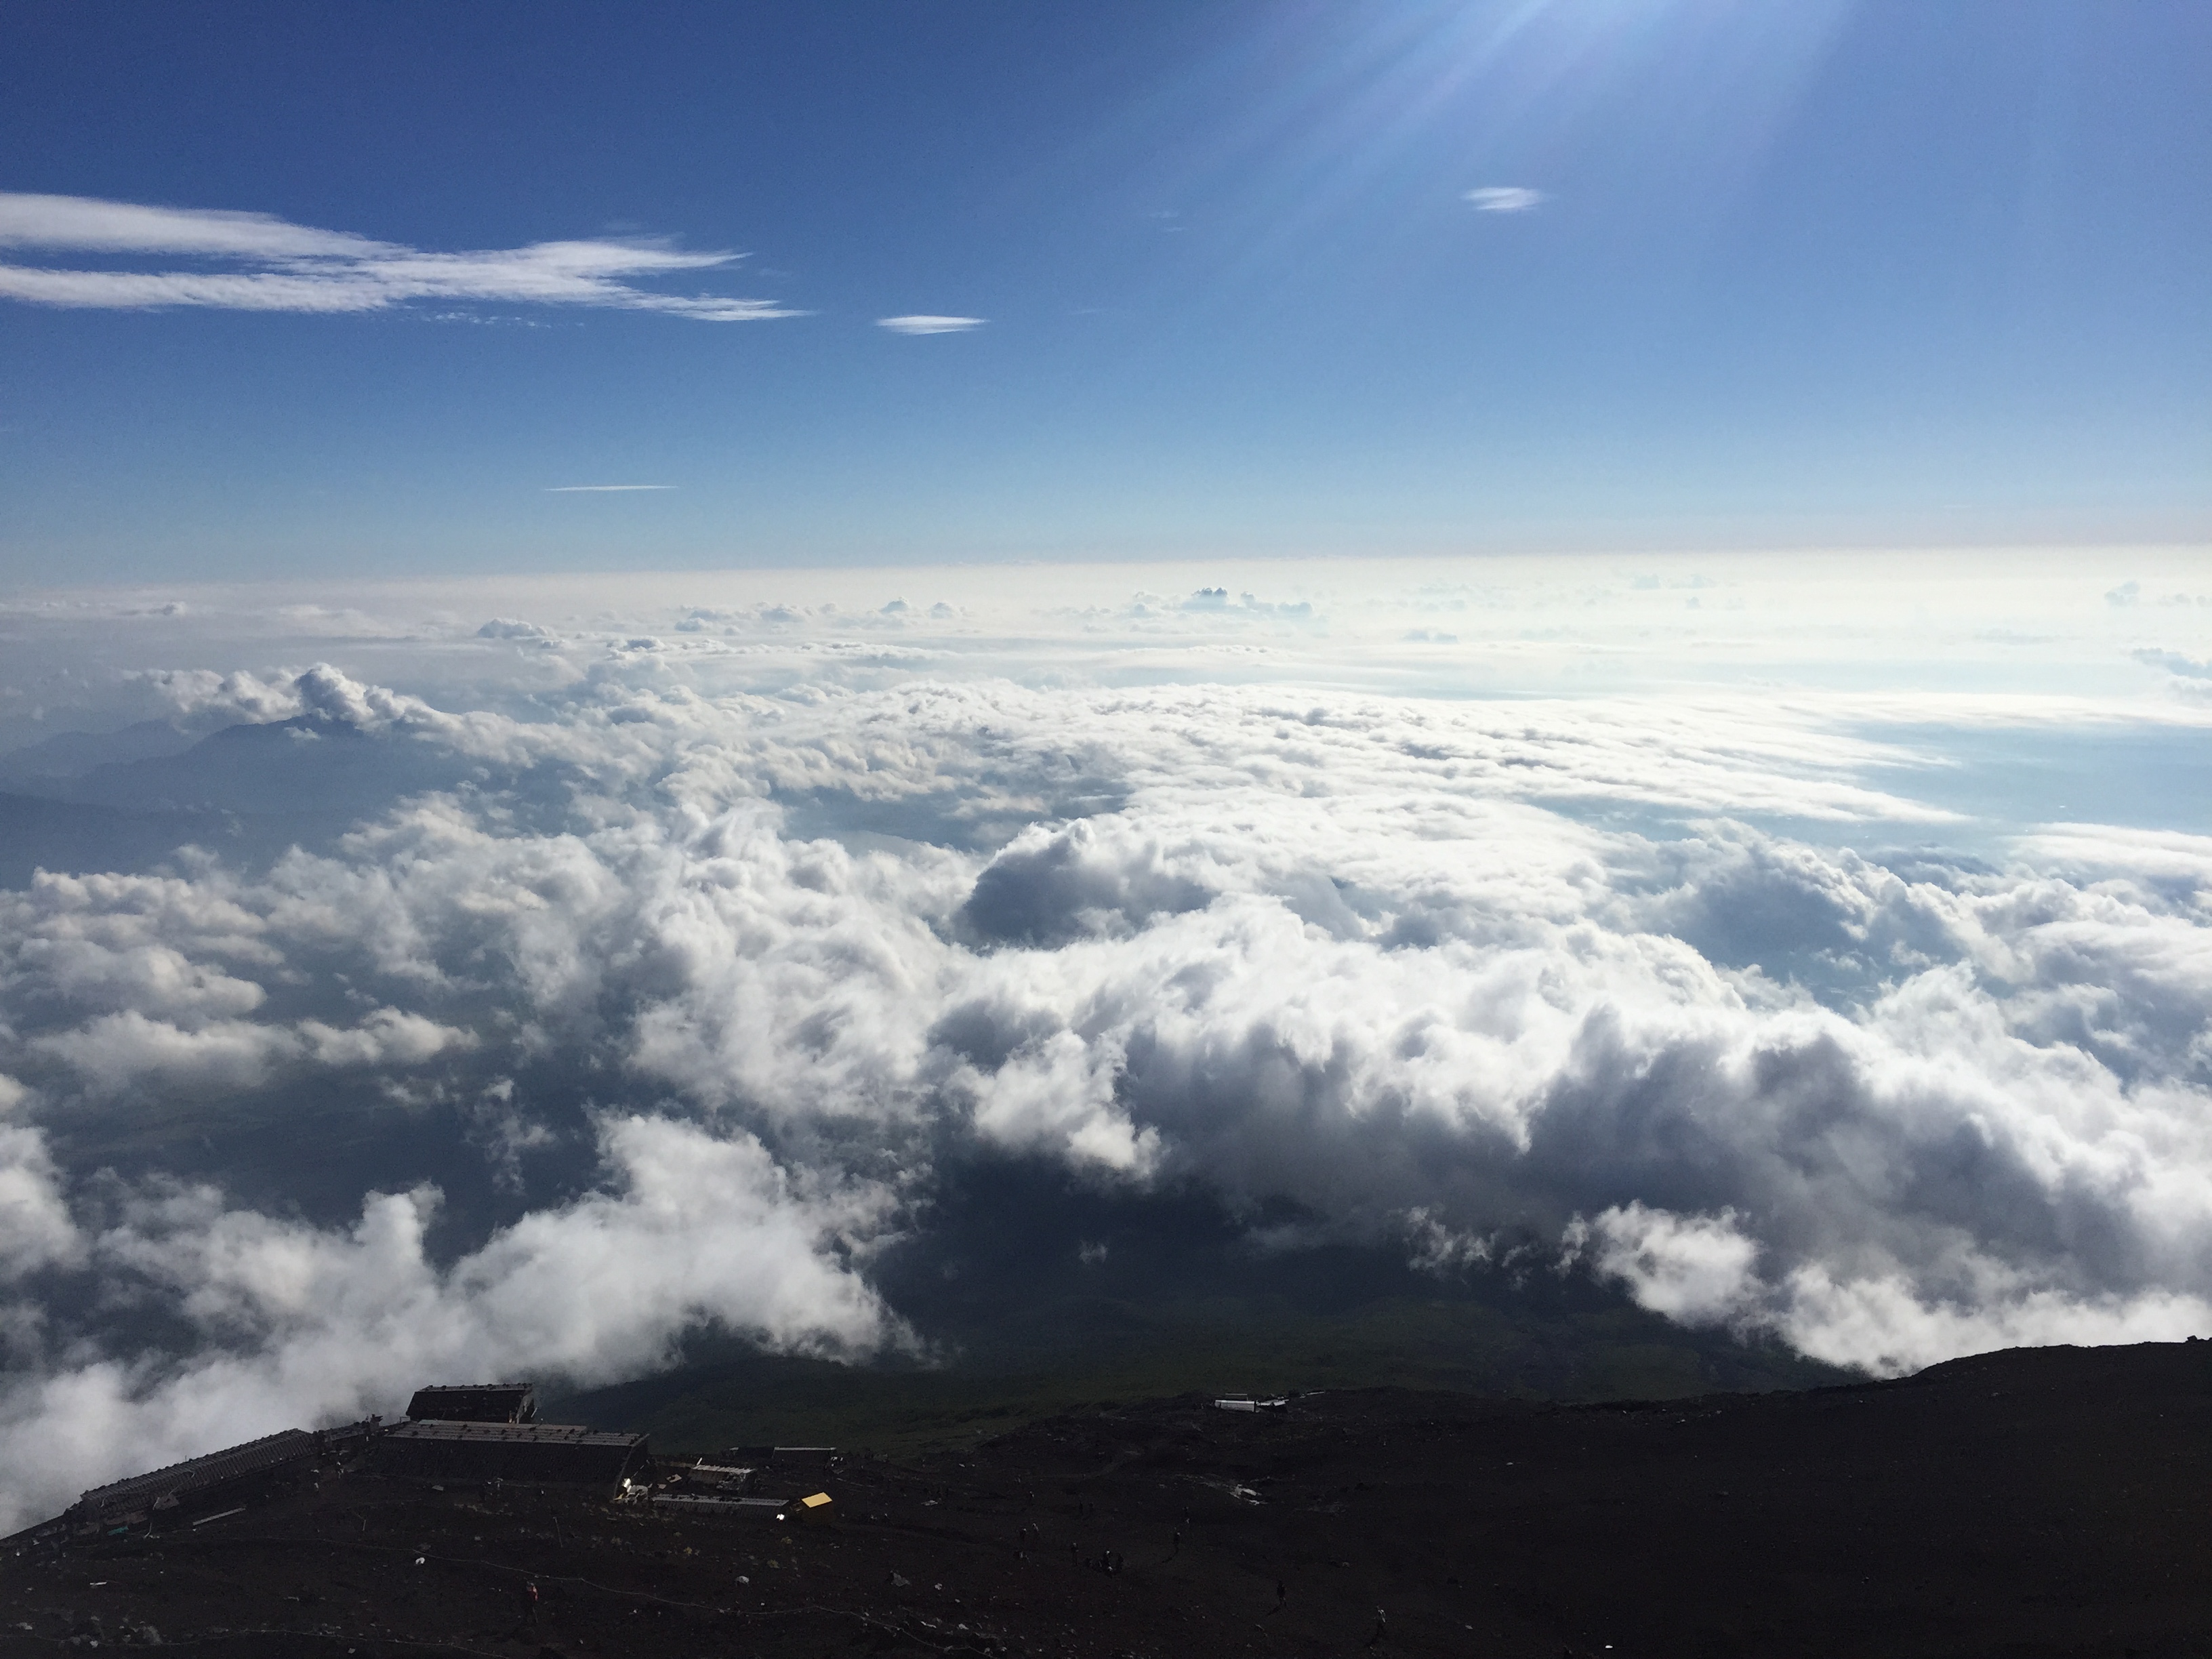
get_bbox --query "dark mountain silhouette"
[10,1339,2207,1657]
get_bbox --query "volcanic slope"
[7,1340,2212,1658]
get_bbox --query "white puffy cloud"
[1572,1200,2212,1376]
[2,556,2211,1528]
[14,675,2212,1332]
[28,1008,470,1094]
[5,930,266,1022]
[478,617,562,644]
[0,1121,81,1284]
[33,1014,295,1094]
[299,1008,474,1068]
[0,1114,899,1532]
[128,668,311,727]
[123,662,463,737]
[1568,1204,1762,1326]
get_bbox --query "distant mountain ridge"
[0,714,468,887]
[0,718,203,787]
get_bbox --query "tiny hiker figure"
[510,1579,539,1639]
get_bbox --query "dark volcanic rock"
[7,1340,2211,1657]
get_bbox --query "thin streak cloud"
[1465,186,1544,213]
[877,314,985,335]
[546,485,676,493]
[0,192,800,321]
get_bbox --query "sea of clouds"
[1,549,2209,1530]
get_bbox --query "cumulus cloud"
[129,662,453,733]
[33,1013,295,1094]
[2137,647,2212,679]
[29,1008,470,1094]
[0,1121,81,1284]
[1465,186,1544,212]
[876,314,985,335]
[0,192,798,321]
[2,558,2211,1527]
[1574,1201,2212,1376]
[0,1114,901,1530]
[1568,1204,1761,1326]
[477,617,561,644]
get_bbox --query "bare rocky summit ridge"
[5,1340,2209,1657]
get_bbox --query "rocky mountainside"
[6,1340,2210,1658]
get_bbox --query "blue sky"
[1,0,2205,580]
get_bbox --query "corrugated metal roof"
[405,1383,537,1423]
[384,1420,632,1447]
[688,1461,755,1486]
[652,1494,785,1513]
[377,1418,649,1487]
[722,1444,837,1465]
[74,1429,316,1517]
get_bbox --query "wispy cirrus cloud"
[0,192,800,321]
[877,314,985,335]
[1465,186,1544,213]
[546,484,676,493]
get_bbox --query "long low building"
[405,1382,538,1424]
[69,1418,378,1528]
[651,1492,785,1517]
[720,1445,838,1470]
[375,1420,649,1488]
